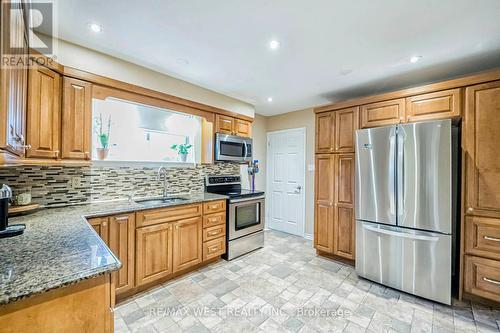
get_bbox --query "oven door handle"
[230,196,266,203]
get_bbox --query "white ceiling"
[54,0,500,116]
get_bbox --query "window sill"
[91,160,198,168]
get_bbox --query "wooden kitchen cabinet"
[360,98,405,128]
[314,154,334,253]
[173,216,203,272]
[464,255,500,302]
[61,77,92,160]
[88,217,110,245]
[333,154,355,260]
[465,216,500,260]
[464,81,500,219]
[315,112,335,153]
[215,114,252,137]
[136,223,173,286]
[0,0,29,158]
[406,88,461,122]
[26,65,61,159]
[334,107,359,153]
[109,213,135,295]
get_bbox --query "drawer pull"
[210,246,220,252]
[483,277,500,285]
[484,236,500,242]
[114,216,129,222]
[208,231,220,236]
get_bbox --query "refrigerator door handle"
[389,127,397,220]
[363,224,440,242]
[397,126,405,223]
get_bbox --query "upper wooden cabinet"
[333,154,355,260]
[61,77,92,160]
[26,65,61,159]
[464,81,500,218]
[315,112,335,153]
[360,99,405,128]
[314,154,334,253]
[215,114,251,137]
[334,107,359,153]
[109,213,135,295]
[0,0,28,158]
[406,88,461,122]
[136,223,173,287]
[173,216,203,273]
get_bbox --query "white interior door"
[266,128,306,236]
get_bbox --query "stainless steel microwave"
[215,133,252,162]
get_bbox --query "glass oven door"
[229,198,265,240]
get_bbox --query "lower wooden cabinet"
[88,217,109,245]
[109,213,135,295]
[203,237,226,261]
[173,216,203,273]
[464,255,500,302]
[314,154,334,253]
[136,223,173,286]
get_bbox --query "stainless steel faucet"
[157,167,169,198]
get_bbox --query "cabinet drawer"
[203,224,226,242]
[360,99,404,128]
[203,212,226,228]
[136,204,202,227]
[465,216,500,259]
[406,88,461,122]
[203,200,226,215]
[464,255,500,302]
[203,237,226,261]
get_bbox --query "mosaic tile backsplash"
[0,163,240,207]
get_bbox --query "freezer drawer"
[355,220,452,304]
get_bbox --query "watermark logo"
[2,1,56,69]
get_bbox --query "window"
[92,98,202,163]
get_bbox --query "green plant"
[95,114,111,149]
[171,143,192,155]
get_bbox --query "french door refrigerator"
[355,119,458,305]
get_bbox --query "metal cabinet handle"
[114,216,129,222]
[208,230,220,236]
[209,246,220,252]
[484,236,500,242]
[483,277,500,285]
[102,222,107,227]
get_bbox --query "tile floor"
[115,230,500,333]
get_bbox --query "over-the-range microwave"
[215,133,252,163]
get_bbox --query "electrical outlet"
[70,177,81,189]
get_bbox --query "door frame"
[266,127,307,237]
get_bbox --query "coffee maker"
[0,184,25,238]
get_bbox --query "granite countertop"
[0,192,228,306]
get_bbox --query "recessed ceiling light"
[410,55,422,63]
[267,97,273,102]
[88,23,103,33]
[269,40,280,50]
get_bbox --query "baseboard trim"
[303,233,313,240]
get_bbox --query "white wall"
[54,39,255,118]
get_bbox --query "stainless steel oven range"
[205,175,265,260]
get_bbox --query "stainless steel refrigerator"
[355,119,458,305]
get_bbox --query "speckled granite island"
[0,192,228,333]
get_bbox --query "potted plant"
[95,114,111,160]
[171,143,192,162]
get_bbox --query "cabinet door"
[88,217,109,245]
[334,154,355,259]
[173,216,202,273]
[235,119,252,137]
[109,213,135,295]
[136,223,173,286]
[334,107,359,153]
[406,88,461,123]
[215,114,234,135]
[465,82,500,218]
[314,154,334,253]
[26,65,61,159]
[315,112,335,153]
[0,0,28,157]
[61,77,92,160]
[360,99,405,128]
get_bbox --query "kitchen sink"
[135,197,189,205]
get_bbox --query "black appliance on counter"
[0,184,25,238]
[205,175,265,260]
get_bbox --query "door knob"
[294,185,302,193]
